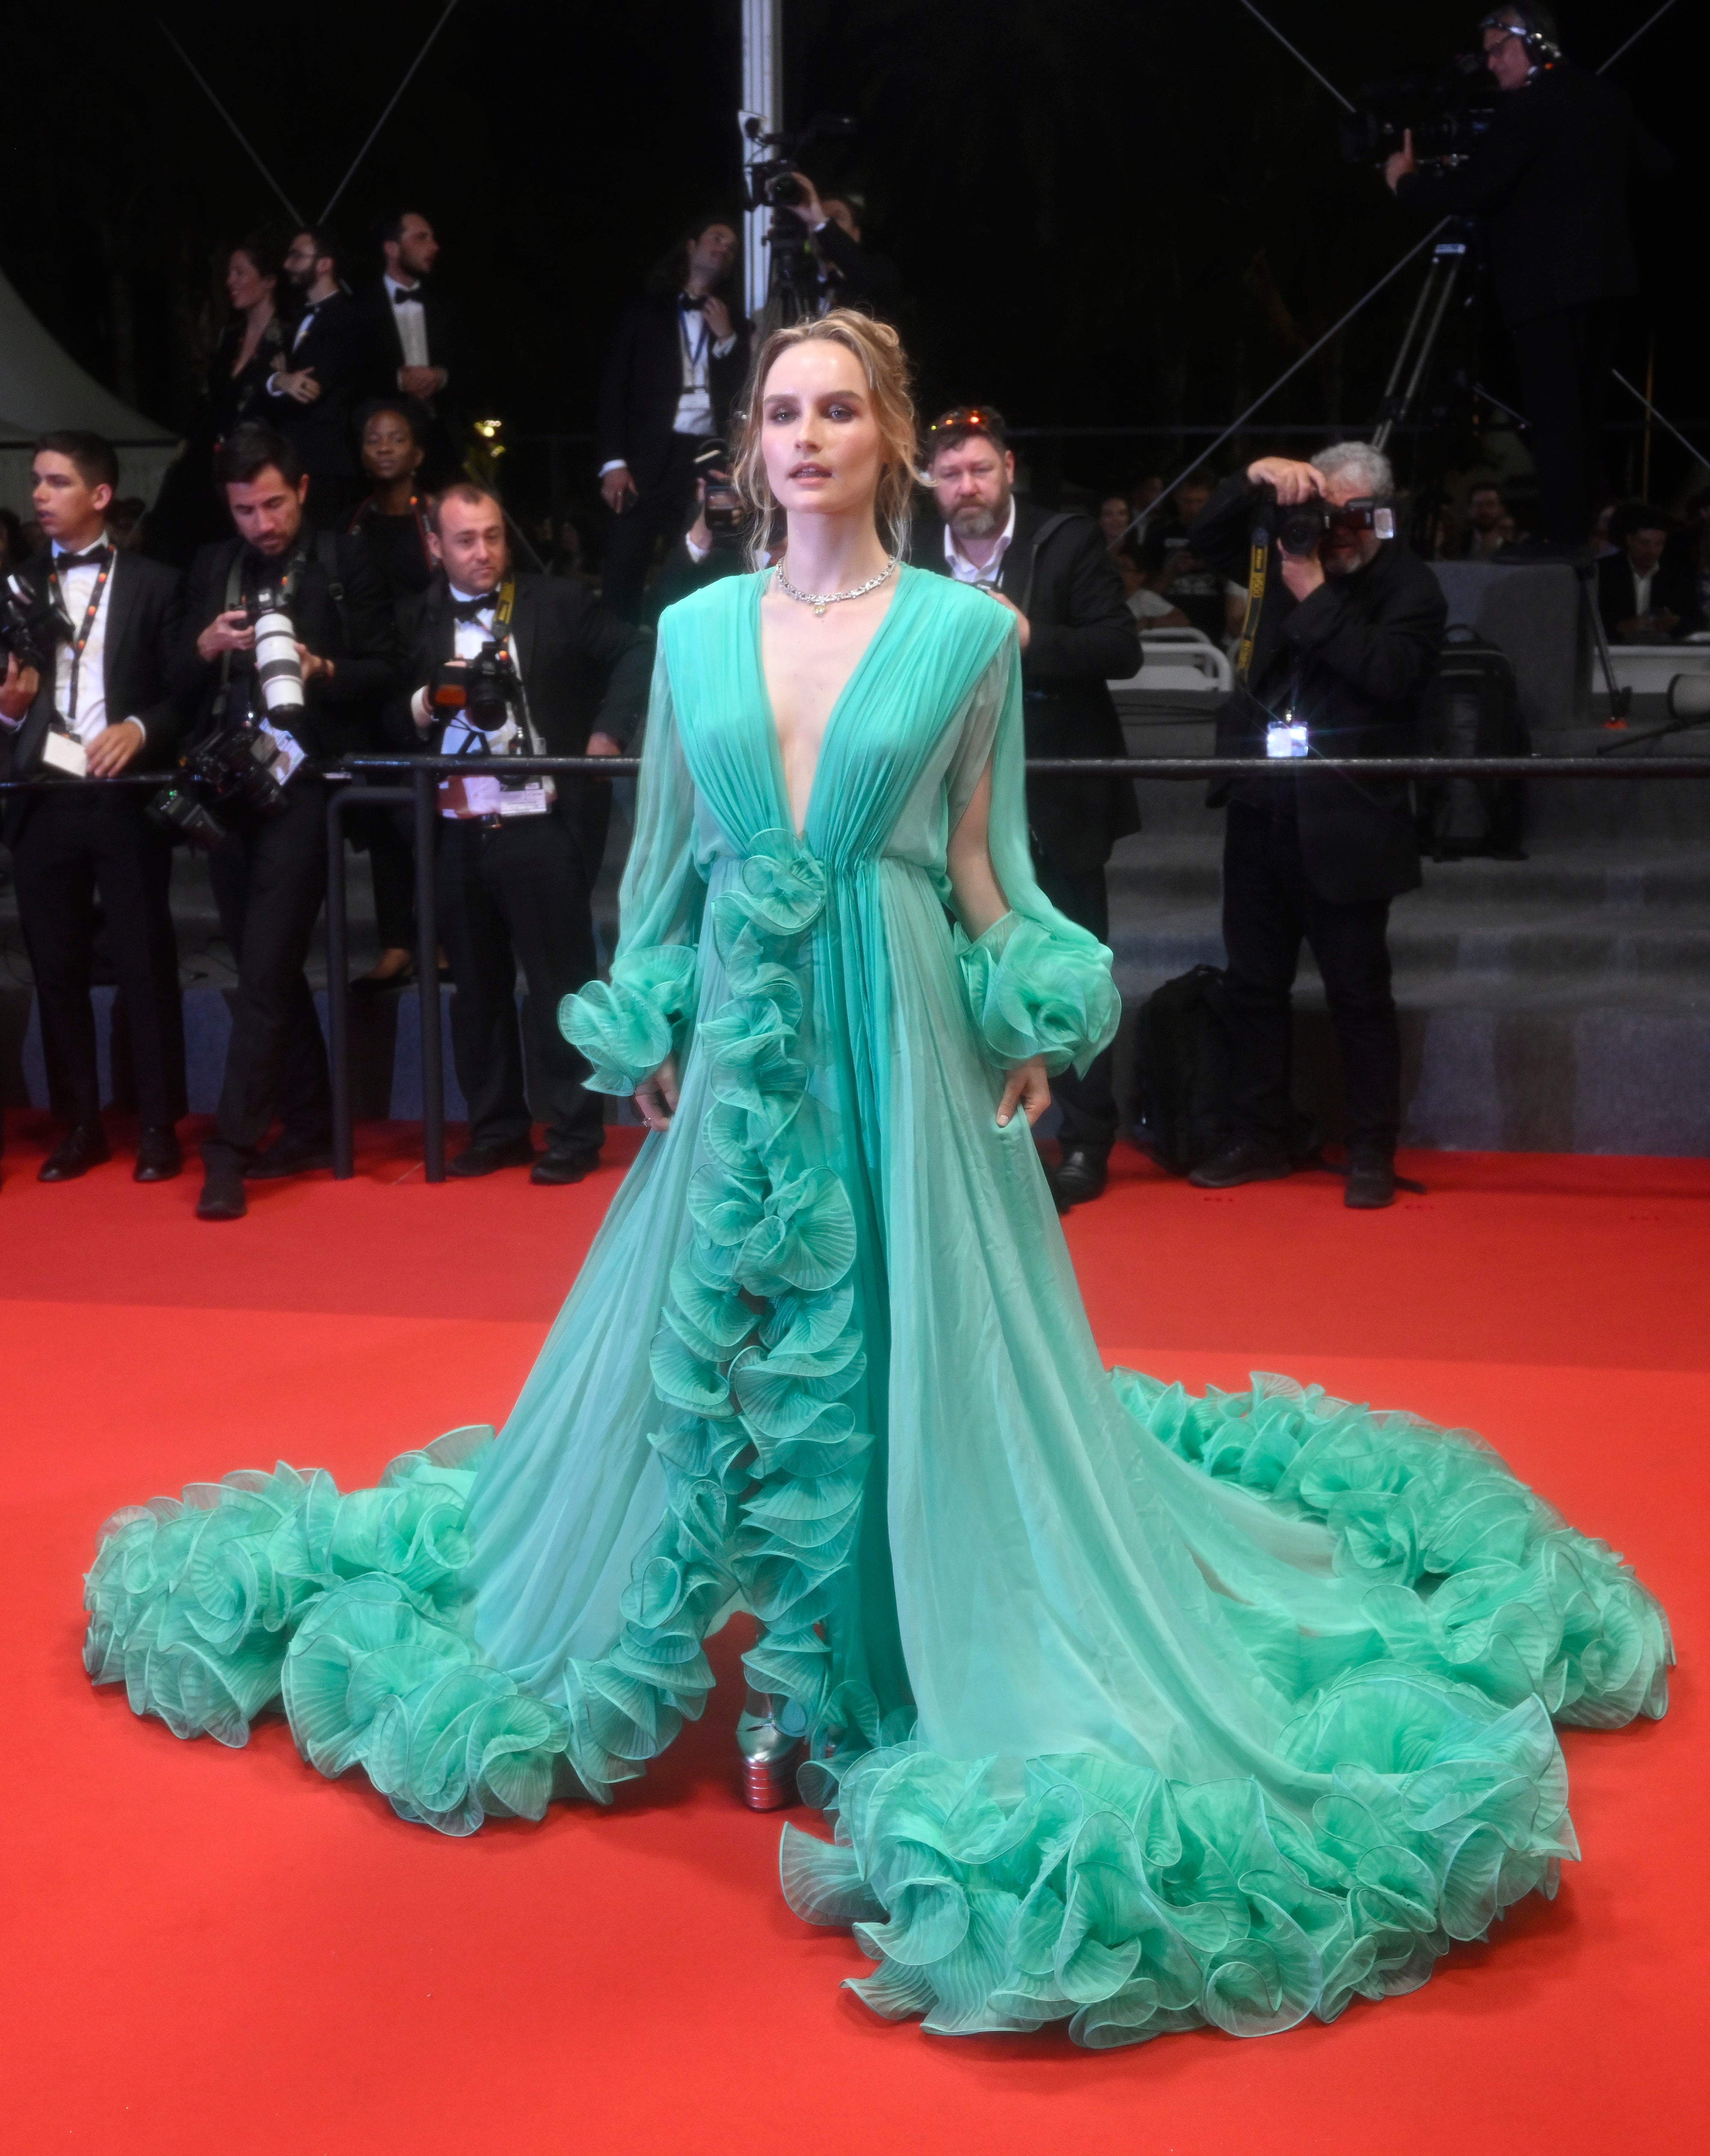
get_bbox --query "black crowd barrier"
[5,752,1706,1186]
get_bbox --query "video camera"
[0,573,67,677]
[1271,495,1397,559]
[740,112,857,212]
[1340,53,1499,168]
[694,438,743,551]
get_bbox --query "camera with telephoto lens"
[1274,495,1397,559]
[694,438,743,550]
[246,585,306,723]
[146,722,290,849]
[1340,53,1500,168]
[0,573,67,676]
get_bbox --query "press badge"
[1265,719,1309,758]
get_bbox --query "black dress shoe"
[531,1148,601,1186]
[133,1127,183,1183]
[350,963,416,998]
[196,1161,248,1221]
[447,1136,537,1178]
[1188,1136,1292,1190]
[245,1133,336,1180]
[1344,1147,1397,1210]
[38,1124,111,1183]
[1047,1144,1109,1213]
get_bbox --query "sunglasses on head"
[928,406,1005,439]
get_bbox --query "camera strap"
[45,548,114,730]
[1234,521,1269,685]
[488,577,545,757]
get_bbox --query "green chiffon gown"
[86,566,1671,2048]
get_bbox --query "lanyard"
[1234,526,1268,685]
[678,300,710,388]
[47,548,113,727]
[351,494,433,558]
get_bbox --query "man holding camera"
[175,424,398,1220]
[1185,444,1447,1209]
[1386,6,1660,552]
[596,217,748,621]
[0,431,186,1183]
[916,406,1141,1211]
[401,481,650,1181]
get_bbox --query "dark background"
[2,0,1695,515]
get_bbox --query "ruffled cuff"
[957,911,1119,1077]
[560,944,698,1095]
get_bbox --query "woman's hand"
[634,1054,680,1132]
[997,1056,1050,1128]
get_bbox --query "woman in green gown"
[86,312,1669,2049]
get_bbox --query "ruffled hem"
[957,910,1120,1077]
[560,942,698,1096]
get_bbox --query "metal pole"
[413,763,445,1181]
[1611,371,1710,479]
[325,786,354,1179]
[740,0,783,322]
[1600,0,1678,73]
[1233,0,1355,112]
[156,18,304,225]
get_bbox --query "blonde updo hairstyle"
[733,309,918,569]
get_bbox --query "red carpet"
[3,1116,1702,2155]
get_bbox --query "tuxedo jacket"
[914,501,1141,873]
[264,290,377,480]
[1597,551,1703,641]
[394,571,652,823]
[596,292,749,489]
[354,281,472,412]
[1191,476,1448,904]
[0,548,185,846]
[172,532,400,764]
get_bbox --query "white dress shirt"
[598,295,738,477]
[385,275,432,373]
[943,496,1017,585]
[413,586,550,819]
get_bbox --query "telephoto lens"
[250,590,305,721]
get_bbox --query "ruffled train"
[86,1367,1669,2039]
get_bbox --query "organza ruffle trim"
[956,910,1120,1077]
[560,942,698,1097]
[779,1371,1670,2044]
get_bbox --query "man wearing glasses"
[917,406,1141,1212]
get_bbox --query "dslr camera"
[694,438,744,551]
[1274,495,1397,559]
[431,640,537,792]
[0,573,67,676]
[146,585,304,845]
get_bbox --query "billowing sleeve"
[559,643,706,1093]
[949,637,1121,1078]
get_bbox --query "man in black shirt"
[400,482,650,1182]
[175,424,399,1219]
[0,431,186,1183]
[915,406,1141,1210]
[1388,6,1663,549]
[1186,443,1447,1208]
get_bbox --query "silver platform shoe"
[736,1687,803,1811]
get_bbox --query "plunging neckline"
[752,564,911,841]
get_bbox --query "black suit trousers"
[1508,302,1616,549]
[11,790,185,1129]
[435,811,604,1156]
[1032,858,1120,1151]
[1221,801,1400,1152]
[204,779,333,1166]
[601,435,702,622]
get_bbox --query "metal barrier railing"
[8,752,1708,1183]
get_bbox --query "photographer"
[174,424,399,1221]
[0,431,186,1184]
[780,179,904,321]
[596,216,749,621]
[1185,445,1447,1210]
[1386,6,1663,551]
[645,439,752,623]
[916,405,1141,1211]
[401,481,649,1183]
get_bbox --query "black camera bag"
[1417,625,1529,860]
[1131,964,1233,1175]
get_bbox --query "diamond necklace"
[774,556,899,618]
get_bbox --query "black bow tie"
[54,547,109,571]
[393,286,424,305]
[451,594,495,622]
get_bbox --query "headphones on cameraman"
[1479,6,1561,68]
